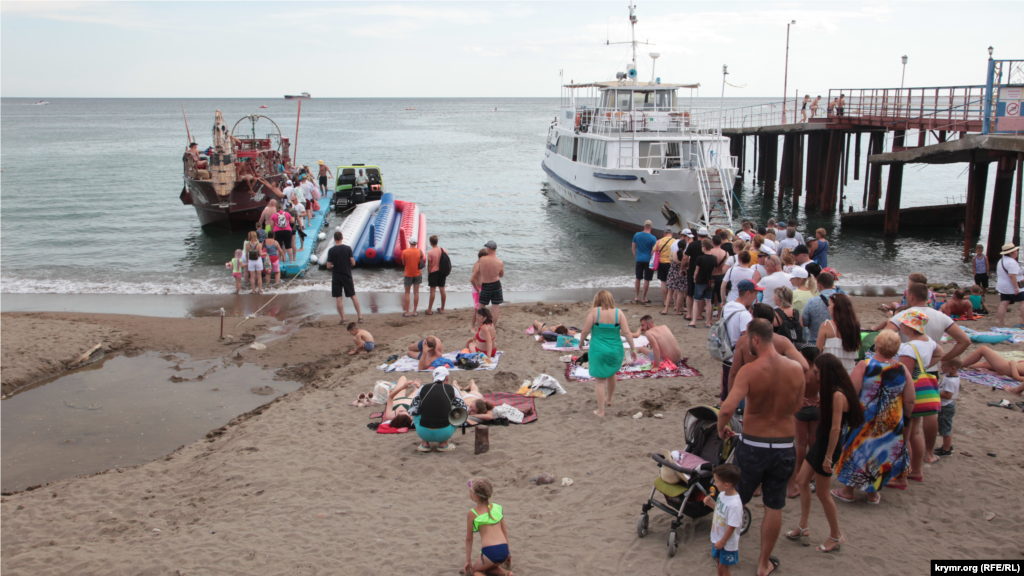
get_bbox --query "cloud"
[1,1,166,30]
[461,46,507,58]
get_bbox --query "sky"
[2,1,1022,99]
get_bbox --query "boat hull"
[541,152,731,234]
[182,174,286,231]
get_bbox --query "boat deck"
[279,189,335,278]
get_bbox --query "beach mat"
[960,369,1018,391]
[565,359,701,382]
[482,392,538,424]
[381,352,503,373]
[542,335,648,352]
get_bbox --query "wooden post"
[883,130,906,236]
[963,151,981,261]
[736,136,746,181]
[1014,153,1023,247]
[756,135,765,182]
[868,133,883,211]
[854,132,861,181]
[474,425,490,455]
[843,133,851,188]
[765,136,779,197]
[987,156,1016,263]
[805,133,820,211]
[792,134,804,203]
[917,129,926,147]
[779,135,794,197]
[822,130,843,214]
[938,130,947,143]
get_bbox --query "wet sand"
[1,294,1022,575]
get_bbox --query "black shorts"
[428,270,447,288]
[974,273,989,289]
[711,274,726,303]
[479,281,503,306]
[999,291,1024,303]
[686,273,696,296]
[275,230,293,249]
[795,405,820,422]
[736,437,796,510]
[319,175,328,187]
[657,262,671,282]
[720,364,731,403]
[332,275,355,298]
[635,261,654,282]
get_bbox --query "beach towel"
[381,351,503,373]
[565,358,701,382]
[482,393,538,424]
[956,327,1023,344]
[543,335,649,352]
[959,369,1018,391]
[376,422,410,434]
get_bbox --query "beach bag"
[247,243,259,261]
[649,250,659,271]
[438,249,452,277]
[909,344,940,417]
[707,311,741,363]
[276,211,289,229]
[456,353,482,370]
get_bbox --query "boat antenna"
[180,102,192,145]
[605,4,648,85]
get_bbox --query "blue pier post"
[983,55,995,134]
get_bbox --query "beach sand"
[2,296,1022,575]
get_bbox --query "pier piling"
[854,133,861,181]
[963,152,990,260]
[884,131,906,236]
[867,133,883,211]
[756,136,765,183]
[1014,153,1023,247]
[987,156,1017,262]
[823,130,843,214]
[765,136,779,196]
[792,134,804,205]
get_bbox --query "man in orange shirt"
[402,238,425,317]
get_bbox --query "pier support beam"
[730,136,744,182]
[854,133,861,181]
[963,152,990,260]
[779,134,794,207]
[987,156,1017,263]
[822,130,843,214]
[867,133,884,211]
[756,136,766,183]
[805,133,821,211]
[884,130,906,236]
[1014,153,1023,247]
[792,134,804,206]
[764,136,779,197]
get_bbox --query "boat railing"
[564,106,723,136]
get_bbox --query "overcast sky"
[2,1,1021,99]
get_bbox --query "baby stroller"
[636,405,751,556]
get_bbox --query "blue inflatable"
[383,209,402,265]
[359,192,397,266]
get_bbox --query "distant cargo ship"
[284,92,310,99]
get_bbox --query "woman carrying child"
[464,478,512,576]
[786,353,864,553]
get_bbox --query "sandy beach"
[2,295,1023,575]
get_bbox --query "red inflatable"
[393,200,419,264]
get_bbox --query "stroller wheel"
[636,513,649,538]
[667,531,678,557]
[740,506,752,536]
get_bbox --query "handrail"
[714,152,747,221]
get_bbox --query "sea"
[0,97,1003,299]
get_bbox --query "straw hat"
[898,309,929,334]
[318,160,324,165]
[658,449,689,484]
[1000,243,1019,255]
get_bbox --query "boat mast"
[629,4,637,86]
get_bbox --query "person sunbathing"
[527,320,578,341]
[454,379,484,405]
[468,399,495,424]
[939,289,974,319]
[962,345,1024,393]
[384,376,422,421]
[407,335,445,370]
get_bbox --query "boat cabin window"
[556,135,575,159]
[578,138,608,167]
[615,90,633,111]
[600,90,614,109]
[656,90,675,110]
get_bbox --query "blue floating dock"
[280,189,335,278]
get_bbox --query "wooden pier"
[710,82,1024,262]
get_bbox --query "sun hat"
[898,309,929,334]
[318,160,324,165]
[737,279,764,292]
[658,449,689,484]
[1000,243,1019,255]
[697,227,709,236]
[432,366,450,383]
[737,231,752,241]
[759,245,777,256]
[790,267,809,279]
[285,180,293,185]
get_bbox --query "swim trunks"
[736,435,795,511]
[479,281,503,306]
[332,275,355,298]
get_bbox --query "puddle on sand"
[1,352,300,493]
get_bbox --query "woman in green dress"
[579,290,637,417]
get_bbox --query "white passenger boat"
[542,5,740,233]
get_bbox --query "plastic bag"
[372,381,395,405]
[493,404,524,424]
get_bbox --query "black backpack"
[774,308,804,343]
[438,248,452,277]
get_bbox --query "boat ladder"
[616,117,637,169]
[692,146,736,230]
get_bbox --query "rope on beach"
[233,270,304,329]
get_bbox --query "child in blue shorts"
[704,463,743,576]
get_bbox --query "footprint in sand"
[250,386,275,396]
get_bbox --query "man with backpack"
[427,235,451,315]
[710,280,761,402]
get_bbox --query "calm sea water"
[0,97,1004,296]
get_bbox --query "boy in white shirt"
[704,463,744,576]
[935,356,961,456]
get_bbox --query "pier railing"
[688,101,802,131]
[826,86,987,132]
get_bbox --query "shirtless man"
[726,304,809,394]
[719,318,804,576]
[407,335,444,371]
[635,315,681,368]
[708,235,730,321]
[256,199,278,233]
[317,160,333,195]
[471,240,504,327]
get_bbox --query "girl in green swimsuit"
[384,376,421,421]
[464,477,512,576]
[578,290,637,418]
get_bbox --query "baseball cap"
[409,238,418,245]
[793,245,810,255]
[432,366,450,382]
[681,228,694,238]
[285,180,293,185]
[484,240,497,250]
[697,227,709,236]
[737,279,764,292]
[737,231,752,241]
[759,245,777,256]
[790,267,809,279]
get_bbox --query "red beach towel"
[482,393,538,424]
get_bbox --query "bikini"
[474,325,497,355]
[472,504,509,564]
